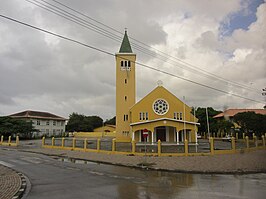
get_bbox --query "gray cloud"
[0,0,265,119]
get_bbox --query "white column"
[195,130,198,144]
[174,129,176,143]
[151,132,154,145]
[166,126,169,142]
[154,128,157,142]
[176,131,179,144]
[183,96,186,141]
[132,131,135,141]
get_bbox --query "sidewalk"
[22,147,266,174]
[0,164,22,199]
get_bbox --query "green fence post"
[8,136,11,144]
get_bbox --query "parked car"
[222,135,232,142]
[68,132,74,137]
[197,134,202,139]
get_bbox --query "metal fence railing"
[41,135,266,156]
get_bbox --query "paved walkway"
[22,147,266,173]
[0,165,21,199]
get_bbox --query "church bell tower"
[115,31,136,139]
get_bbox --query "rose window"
[153,99,169,115]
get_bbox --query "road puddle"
[53,157,99,165]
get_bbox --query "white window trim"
[152,98,169,115]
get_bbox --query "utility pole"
[206,107,210,138]
[262,88,266,109]
[183,96,186,141]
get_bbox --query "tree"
[104,116,116,125]
[87,116,103,129]
[66,113,103,132]
[195,107,222,134]
[0,116,35,138]
[216,119,234,135]
[234,112,266,137]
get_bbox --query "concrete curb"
[0,164,27,199]
[12,172,27,199]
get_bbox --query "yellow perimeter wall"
[74,132,116,138]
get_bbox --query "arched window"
[125,61,127,67]
[128,61,131,67]
[121,61,123,67]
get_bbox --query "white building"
[9,110,67,138]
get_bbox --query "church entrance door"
[156,127,166,142]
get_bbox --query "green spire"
[119,30,133,53]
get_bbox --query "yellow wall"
[129,86,198,142]
[115,53,136,138]
[130,86,197,124]
[74,132,116,138]
[94,125,116,132]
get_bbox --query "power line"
[0,15,114,56]
[25,0,165,66]
[0,14,264,104]
[50,0,261,93]
[26,0,261,94]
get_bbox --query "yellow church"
[115,31,199,144]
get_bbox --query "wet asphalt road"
[0,147,266,199]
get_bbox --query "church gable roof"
[130,86,189,111]
[119,31,133,53]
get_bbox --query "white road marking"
[9,159,29,165]
[21,157,42,164]
[0,160,15,167]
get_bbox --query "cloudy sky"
[0,0,265,120]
